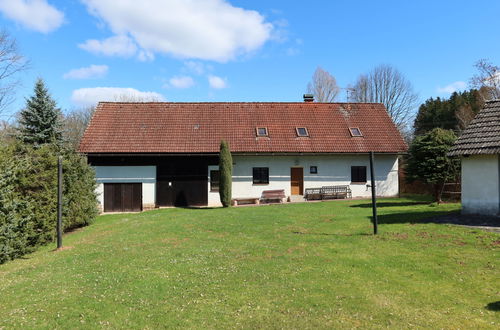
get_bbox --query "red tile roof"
[79,102,407,154]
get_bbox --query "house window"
[349,127,363,137]
[296,127,309,137]
[310,166,318,174]
[210,170,220,191]
[253,167,269,184]
[351,166,367,183]
[256,127,268,137]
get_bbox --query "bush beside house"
[0,144,98,264]
[405,128,460,203]
[0,79,98,264]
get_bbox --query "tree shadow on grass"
[375,211,500,228]
[486,301,500,311]
[354,210,500,232]
[374,211,460,225]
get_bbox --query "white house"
[448,100,500,215]
[79,98,407,212]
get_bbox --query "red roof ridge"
[96,101,386,105]
[79,102,407,154]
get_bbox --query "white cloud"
[437,81,467,94]
[71,87,165,107]
[78,35,137,57]
[63,64,109,79]
[0,0,64,33]
[208,75,227,89]
[167,76,195,89]
[184,61,208,75]
[80,0,273,62]
[270,18,289,43]
[137,50,154,62]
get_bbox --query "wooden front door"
[290,168,304,195]
[104,183,142,212]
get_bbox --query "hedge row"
[0,144,98,264]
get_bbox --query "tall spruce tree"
[18,78,63,146]
[219,140,232,207]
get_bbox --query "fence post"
[57,156,63,249]
[369,151,378,235]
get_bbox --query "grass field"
[0,197,499,328]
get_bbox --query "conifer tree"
[17,78,63,146]
[413,89,484,136]
[219,140,232,207]
[405,128,460,203]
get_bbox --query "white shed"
[448,100,500,215]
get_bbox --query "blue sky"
[0,0,499,120]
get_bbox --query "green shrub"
[61,151,98,231]
[219,140,232,207]
[0,143,98,264]
[16,145,58,246]
[0,152,35,264]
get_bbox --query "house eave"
[81,151,406,157]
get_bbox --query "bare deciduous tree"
[351,64,418,130]
[0,30,29,114]
[62,106,95,149]
[0,119,16,144]
[455,104,476,131]
[306,67,340,102]
[470,59,500,100]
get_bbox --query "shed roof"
[448,100,500,156]
[79,102,407,154]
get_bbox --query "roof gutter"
[82,151,406,157]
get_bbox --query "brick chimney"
[303,94,314,102]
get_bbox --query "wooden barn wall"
[88,155,218,207]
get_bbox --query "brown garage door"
[104,183,142,212]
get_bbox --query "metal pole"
[57,156,63,249]
[369,151,378,235]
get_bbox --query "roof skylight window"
[296,127,309,137]
[256,127,268,137]
[349,127,363,137]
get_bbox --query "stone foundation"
[142,203,156,211]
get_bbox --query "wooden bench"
[232,197,260,206]
[305,188,322,200]
[260,189,286,204]
[321,185,352,199]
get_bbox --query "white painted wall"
[462,155,499,215]
[208,154,399,206]
[93,155,399,209]
[94,166,156,209]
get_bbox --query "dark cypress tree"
[18,78,63,146]
[218,140,232,207]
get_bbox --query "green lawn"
[1,197,499,329]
